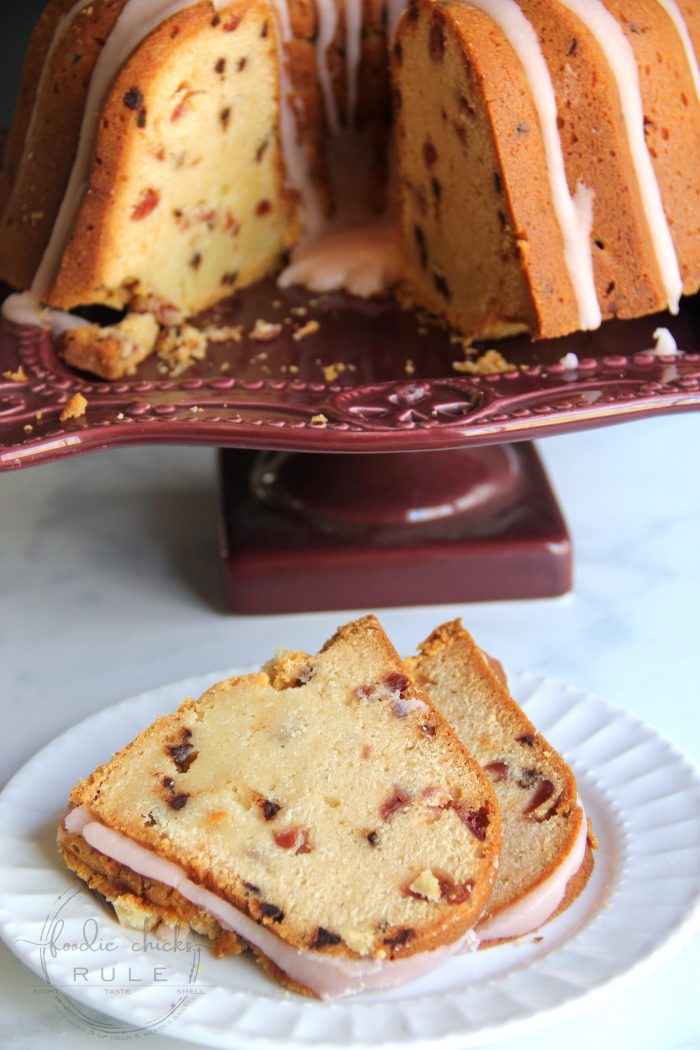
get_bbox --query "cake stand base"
[218,442,571,613]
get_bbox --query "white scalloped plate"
[1,670,700,1049]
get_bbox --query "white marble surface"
[1,412,699,1049]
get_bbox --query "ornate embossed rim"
[1,670,700,1048]
[1,314,700,469]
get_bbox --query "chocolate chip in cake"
[220,107,231,130]
[258,901,284,923]
[261,798,281,821]
[383,927,414,948]
[137,108,147,129]
[517,734,535,747]
[123,87,144,111]
[162,776,175,791]
[168,793,189,810]
[144,811,157,827]
[243,881,260,895]
[517,767,538,788]
[311,927,342,949]
[167,742,199,772]
[366,830,379,847]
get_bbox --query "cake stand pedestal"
[218,443,571,612]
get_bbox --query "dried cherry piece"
[484,760,509,782]
[380,786,411,822]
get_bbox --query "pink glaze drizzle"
[64,805,477,998]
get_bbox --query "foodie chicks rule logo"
[16,886,204,1038]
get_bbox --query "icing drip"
[387,0,408,43]
[315,0,341,134]
[476,801,589,941]
[278,222,400,296]
[557,0,682,314]
[271,0,325,235]
[344,0,363,127]
[64,806,477,999]
[656,0,700,104]
[467,0,601,332]
[652,326,680,356]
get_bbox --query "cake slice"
[406,620,594,944]
[58,615,501,998]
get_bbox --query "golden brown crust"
[0,0,130,291]
[601,0,700,299]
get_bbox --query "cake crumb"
[559,352,579,369]
[408,869,442,902]
[453,349,514,375]
[310,413,328,425]
[203,323,243,344]
[405,359,415,376]
[290,305,308,317]
[60,392,88,421]
[23,423,33,433]
[322,362,351,382]
[250,319,283,342]
[3,366,27,382]
[156,324,207,376]
[293,319,320,341]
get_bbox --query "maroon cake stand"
[1,281,698,611]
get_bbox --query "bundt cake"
[58,615,502,998]
[1,0,699,375]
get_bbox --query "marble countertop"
[1,411,699,1050]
